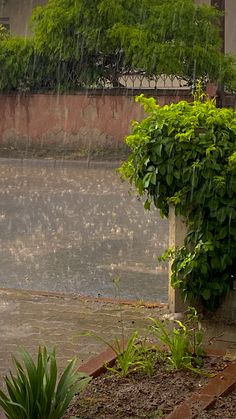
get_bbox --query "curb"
[0,287,167,308]
[0,157,122,169]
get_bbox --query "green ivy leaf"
[166,174,173,186]
[202,289,211,301]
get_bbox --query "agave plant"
[0,346,91,419]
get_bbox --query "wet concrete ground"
[0,159,168,302]
[0,288,235,383]
[0,288,168,379]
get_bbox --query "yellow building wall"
[0,0,46,37]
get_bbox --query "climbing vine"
[120,89,236,310]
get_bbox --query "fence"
[100,73,189,90]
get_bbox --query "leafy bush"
[120,89,236,310]
[0,346,90,419]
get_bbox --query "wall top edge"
[0,88,192,98]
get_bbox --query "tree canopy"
[0,0,236,91]
[30,0,236,89]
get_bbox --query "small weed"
[105,331,141,377]
[153,409,165,418]
[149,307,206,373]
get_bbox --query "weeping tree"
[0,0,236,91]
[31,0,137,87]
[109,0,236,90]
[30,0,236,90]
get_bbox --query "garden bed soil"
[63,357,229,419]
[196,388,236,418]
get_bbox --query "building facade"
[196,0,236,55]
[0,0,46,37]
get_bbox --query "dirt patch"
[63,357,228,419]
[0,144,129,161]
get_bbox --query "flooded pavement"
[0,159,168,302]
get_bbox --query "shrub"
[0,346,90,419]
[120,88,236,310]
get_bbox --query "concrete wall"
[169,214,236,320]
[0,91,191,157]
[0,0,46,36]
[223,94,236,109]
[225,0,236,54]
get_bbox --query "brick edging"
[166,355,236,419]
[78,346,117,378]
[166,347,236,419]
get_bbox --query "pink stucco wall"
[0,91,191,155]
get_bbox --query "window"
[0,17,10,32]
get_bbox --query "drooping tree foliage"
[0,0,235,91]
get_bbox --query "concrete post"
[168,207,188,313]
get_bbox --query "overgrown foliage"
[0,0,236,91]
[0,346,90,419]
[120,89,236,310]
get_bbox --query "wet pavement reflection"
[0,159,168,302]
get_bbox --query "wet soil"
[196,388,236,418]
[0,146,129,161]
[63,357,228,419]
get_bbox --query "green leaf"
[166,174,173,186]
[201,289,211,301]
[144,199,151,210]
